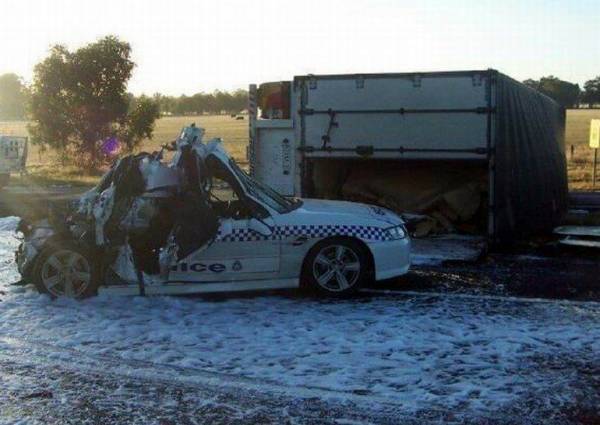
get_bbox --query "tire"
[303,238,371,295]
[32,241,101,299]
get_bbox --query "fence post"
[594,148,598,189]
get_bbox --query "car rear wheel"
[304,238,370,295]
[33,242,100,299]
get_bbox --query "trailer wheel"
[33,241,100,299]
[303,238,370,295]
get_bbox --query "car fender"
[280,232,376,282]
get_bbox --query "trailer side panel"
[297,72,491,160]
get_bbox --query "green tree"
[0,73,28,120]
[582,76,600,107]
[523,76,580,108]
[118,95,160,150]
[29,36,160,168]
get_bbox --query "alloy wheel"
[40,249,92,298]
[312,244,361,292]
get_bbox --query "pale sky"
[0,0,598,95]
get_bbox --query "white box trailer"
[0,136,27,188]
[248,70,567,245]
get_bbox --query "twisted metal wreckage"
[17,126,238,295]
[16,125,412,298]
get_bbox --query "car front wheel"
[33,241,100,299]
[304,238,370,295]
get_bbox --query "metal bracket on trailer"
[299,107,495,115]
[298,146,490,156]
[321,109,338,149]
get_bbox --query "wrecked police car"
[15,125,411,298]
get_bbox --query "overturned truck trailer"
[249,70,567,245]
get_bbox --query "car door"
[169,157,280,284]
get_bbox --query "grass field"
[565,109,600,190]
[0,115,249,187]
[0,115,248,166]
[1,110,600,190]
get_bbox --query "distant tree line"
[3,70,600,122]
[521,75,600,109]
[523,76,580,108]
[0,75,248,121]
[151,90,248,116]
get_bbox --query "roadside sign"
[591,119,600,189]
[590,119,600,149]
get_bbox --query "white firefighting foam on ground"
[1,216,599,422]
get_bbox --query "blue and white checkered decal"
[218,224,390,243]
[218,228,270,242]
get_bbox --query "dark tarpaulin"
[493,72,568,244]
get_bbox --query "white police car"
[16,126,410,298]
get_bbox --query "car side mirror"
[248,218,273,236]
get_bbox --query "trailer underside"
[305,158,490,263]
[307,159,489,233]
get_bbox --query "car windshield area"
[228,159,300,214]
[204,156,254,219]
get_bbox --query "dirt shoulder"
[0,182,91,219]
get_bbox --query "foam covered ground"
[0,217,599,423]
